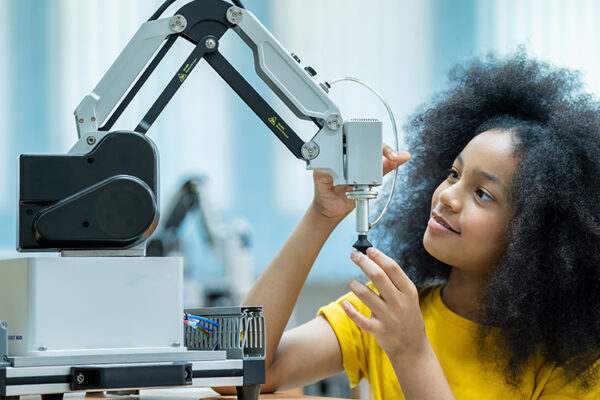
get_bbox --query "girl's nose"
[439,185,462,212]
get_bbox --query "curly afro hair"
[373,51,600,387]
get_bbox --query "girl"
[235,52,600,399]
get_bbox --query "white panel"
[7,366,71,378]
[0,257,183,356]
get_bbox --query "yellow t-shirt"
[318,284,599,400]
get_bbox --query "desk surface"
[15,388,346,400]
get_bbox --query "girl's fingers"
[341,300,375,332]
[350,252,398,303]
[382,150,411,176]
[365,247,416,295]
[382,143,410,161]
[382,143,395,159]
[347,278,387,317]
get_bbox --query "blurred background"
[1,0,599,397]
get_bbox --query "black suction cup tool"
[353,234,372,254]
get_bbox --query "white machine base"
[0,257,264,400]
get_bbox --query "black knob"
[352,234,372,254]
[291,53,301,63]
[304,66,317,77]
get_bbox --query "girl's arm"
[243,200,347,391]
[233,148,411,392]
[343,248,455,400]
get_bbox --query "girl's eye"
[476,189,493,201]
[447,168,459,181]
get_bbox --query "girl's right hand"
[311,145,411,221]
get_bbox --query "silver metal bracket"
[74,16,177,138]
[1,320,9,365]
[61,243,146,257]
[346,186,378,234]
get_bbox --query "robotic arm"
[18,0,383,254]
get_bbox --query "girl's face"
[423,129,518,278]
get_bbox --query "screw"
[326,114,341,130]
[91,117,96,122]
[227,7,243,24]
[86,136,96,145]
[301,142,320,160]
[2,355,8,362]
[0,321,7,328]
[78,118,84,123]
[38,346,47,351]
[172,342,181,347]
[76,373,85,384]
[169,15,187,32]
[205,38,217,49]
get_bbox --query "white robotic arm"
[19,0,383,254]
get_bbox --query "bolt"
[326,114,341,130]
[301,142,320,160]
[76,373,85,384]
[2,355,8,362]
[205,38,217,49]
[227,7,243,24]
[86,136,96,145]
[78,118,84,123]
[91,117,96,122]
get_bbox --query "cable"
[327,77,400,229]
[184,320,212,339]
[186,320,214,332]
[186,313,219,327]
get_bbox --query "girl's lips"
[428,217,460,234]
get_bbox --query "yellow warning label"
[183,58,198,73]
[268,117,277,125]
[276,123,289,139]
[178,73,187,83]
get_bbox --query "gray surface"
[10,350,226,367]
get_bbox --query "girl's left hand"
[343,247,429,363]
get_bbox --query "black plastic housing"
[18,131,159,251]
